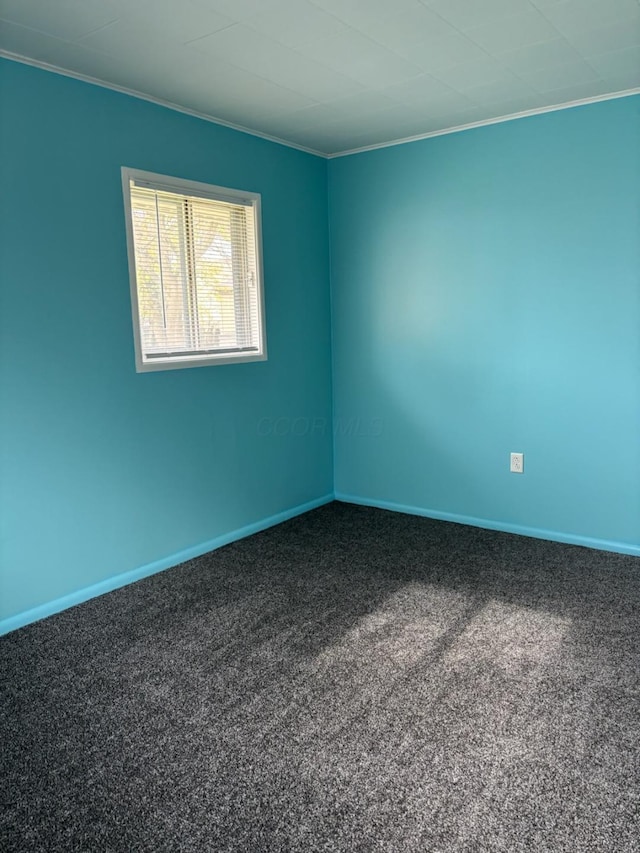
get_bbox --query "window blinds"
[128,181,261,362]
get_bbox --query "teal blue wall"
[2,60,638,630]
[0,59,333,624]
[329,96,640,553]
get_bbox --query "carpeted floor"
[2,502,640,852]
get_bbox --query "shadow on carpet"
[2,502,640,852]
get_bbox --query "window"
[122,167,266,371]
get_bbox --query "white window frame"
[121,167,267,372]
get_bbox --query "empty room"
[1,0,639,850]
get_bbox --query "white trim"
[0,49,325,158]
[122,167,145,372]
[121,166,267,372]
[328,88,640,158]
[2,49,638,160]
[253,192,268,368]
[128,169,259,206]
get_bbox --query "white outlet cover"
[510,452,524,474]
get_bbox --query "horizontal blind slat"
[129,179,261,363]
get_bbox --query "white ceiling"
[1,0,639,155]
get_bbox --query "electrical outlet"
[510,452,524,474]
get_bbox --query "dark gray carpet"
[2,502,640,852]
